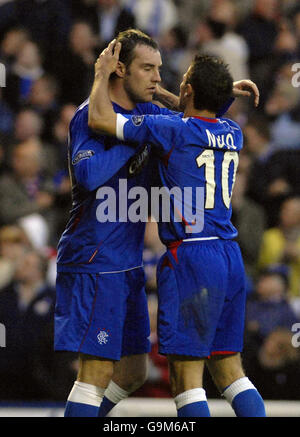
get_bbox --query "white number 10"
[196,150,239,209]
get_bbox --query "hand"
[94,39,122,78]
[233,80,260,107]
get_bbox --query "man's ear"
[115,61,126,78]
[185,83,193,97]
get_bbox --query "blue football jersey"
[56,100,172,273]
[116,113,243,244]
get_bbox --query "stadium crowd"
[0,0,300,404]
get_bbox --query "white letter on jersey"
[217,135,226,149]
[226,133,236,150]
[206,129,216,148]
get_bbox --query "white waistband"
[182,237,220,242]
[98,264,143,274]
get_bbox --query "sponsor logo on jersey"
[127,144,149,177]
[72,150,95,165]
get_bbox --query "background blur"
[0,0,300,416]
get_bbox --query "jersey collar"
[193,116,219,123]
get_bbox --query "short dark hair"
[116,28,158,69]
[186,54,233,113]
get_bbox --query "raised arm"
[153,84,180,110]
[88,39,120,136]
[233,79,260,107]
[154,80,260,111]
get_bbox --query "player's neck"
[108,80,136,111]
[184,108,217,119]
[183,99,216,119]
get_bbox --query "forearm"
[153,85,180,110]
[74,143,136,191]
[88,71,117,135]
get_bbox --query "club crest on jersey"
[132,115,144,126]
[97,330,109,345]
[127,144,149,177]
[72,150,95,165]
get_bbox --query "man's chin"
[135,95,153,104]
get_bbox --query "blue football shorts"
[54,267,151,360]
[156,239,247,358]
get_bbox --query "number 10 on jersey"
[196,150,239,209]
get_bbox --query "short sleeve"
[116,113,185,156]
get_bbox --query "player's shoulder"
[218,117,242,133]
[136,101,162,115]
[71,99,89,124]
[137,101,182,117]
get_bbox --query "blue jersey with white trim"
[116,113,243,244]
[56,100,171,273]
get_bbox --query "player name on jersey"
[205,129,237,150]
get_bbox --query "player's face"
[123,44,162,103]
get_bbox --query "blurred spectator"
[0,224,31,290]
[159,25,188,94]
[0,249,77,400]
[0,0,71,72]
[51,103,77,170]
[245,269,299,346]
[0,140,9,177]
[265,68,300,150]
[243,328,300,400]
[231,171,266,279]
[244,116,274,204]
[81,0,136,49]
[194,1,250,81]
[259,146,300,227]
[257,196,300,297]
[12,107,44,143]
[267,147,300,200]
[243,115,284,227]
[273,18,298,61]
[27,74,60,143]
[0,89,14,137]
[124,0,178,39]
[3,40,44,112]
[54,21,97,106]
[0,26,30,71]
[238,0,280,105]
[0,138,57,244]
[50,105,76,240]
[4,108,58,178]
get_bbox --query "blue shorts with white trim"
[157,238,246,358]
[54,267,151,360]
